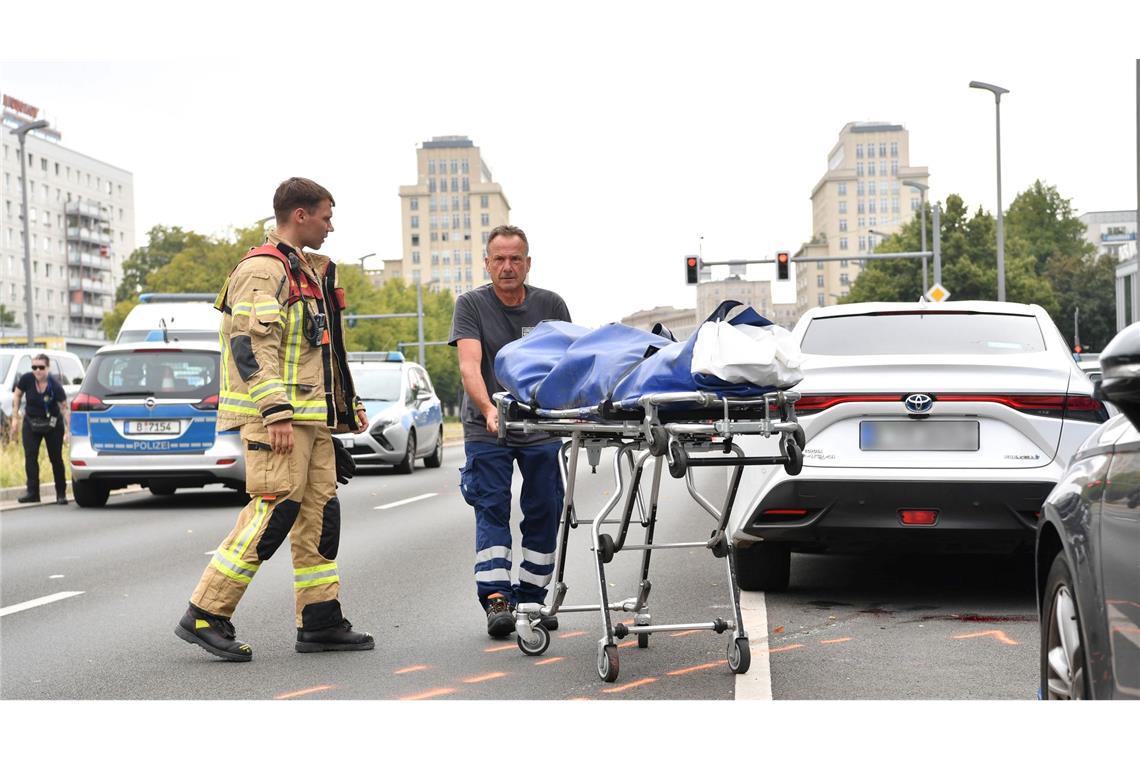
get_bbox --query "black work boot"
[295,619,375,653]
[16,491,40,504]
[175,605,252,662]
[483,594,515,639]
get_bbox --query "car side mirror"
[416,389,433,402]
[1098,323,1140,427]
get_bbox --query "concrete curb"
[0,484,143,511]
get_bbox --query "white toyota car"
[730,301,1108,591]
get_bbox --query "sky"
[2,1,1138,329]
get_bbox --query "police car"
[68,340,245,507]
[334,352,444,473]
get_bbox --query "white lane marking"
[374,493,437,510]
[735,590,773,700]
[0,591,85,618]
[49,575,65,579]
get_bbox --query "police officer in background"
[450,225,572,638]
[176,177,372,662]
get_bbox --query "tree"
[0,303,15,327]
[115,226,212,302]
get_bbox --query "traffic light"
[776,251,789,281]
[685,256,700,284]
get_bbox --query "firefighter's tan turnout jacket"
[216,231,363,431]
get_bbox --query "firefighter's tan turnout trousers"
[191,421,343,630]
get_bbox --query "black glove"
[332,437,356,485]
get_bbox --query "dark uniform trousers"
[191,422,344,630]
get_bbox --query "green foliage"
[0,303,15,327]
[115,226,212,302]
[847,181,1115,349]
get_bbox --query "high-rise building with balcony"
[393,136,509,297]
[1,93,134,342]
[795,122,929,316]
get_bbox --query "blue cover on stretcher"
[494,300,800,412]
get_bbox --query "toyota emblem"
[903,393,934,414]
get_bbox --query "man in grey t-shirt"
[448,225,571,638]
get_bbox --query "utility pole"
[1074,306,1081,353]
[11,119,50,345]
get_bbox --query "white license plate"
[859,420,979,451]
[124,420,182,435]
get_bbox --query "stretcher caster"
[780,436,803,476]
[597,533,616,563]
[636,612,651,648]
[667,440,688,479]
[598,642,620,683]
[517,623,551,657]
[793,426,806,451]
[728,636,751,674]
[648,426,668,457]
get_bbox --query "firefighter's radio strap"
[216,243,328,348]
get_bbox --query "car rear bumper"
[69,433,246,489]
[734,477,1054,553]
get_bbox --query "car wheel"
[395,430,416,474]
[424,427,444,468]
[150,485,176,496]
[73,479,109,508]
[1042,552,1088,700]
[735,542,790,592]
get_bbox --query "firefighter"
[175,177,372,662]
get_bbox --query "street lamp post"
[10,119,51,346]
[415,278,441,365]
[970,80,1010,301]
[358,252,376,271]
[902,180,929,295]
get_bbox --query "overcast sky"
[3,1,1137,328]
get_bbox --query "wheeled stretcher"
[494,388,805,682]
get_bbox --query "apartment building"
[1,93,134,341]
[395,136,510,297]
[796,122,929,316]
[1080,209,1138,263]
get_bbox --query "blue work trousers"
[460,440,564,606]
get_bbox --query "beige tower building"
[796,122,929,315]
[392,136,510,296]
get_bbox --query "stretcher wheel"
[638,632,650,649]
[598,643,620,682]
[728,637,751,675]
[598,533,616,563]
[780,437,803,476]
[648,426,668,457]
[667,441,688,479]
[793,426,806,451]
[517,623,551,657]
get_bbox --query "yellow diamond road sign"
[926,283,951,303]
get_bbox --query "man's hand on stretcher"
[483,405,499,436]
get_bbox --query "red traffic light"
[777,253,788,264]
[685,256,700,284]
[775,251,790,281]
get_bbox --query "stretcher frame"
[493,389,805,682]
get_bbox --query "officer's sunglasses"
[31,365,47,370]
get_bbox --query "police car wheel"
[424,428,444,469]
[73,479,109,508]
[395,430,416,475]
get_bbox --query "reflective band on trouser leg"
[474,545,512,586]
[519,547,555,588]
[189,494,272,618]
[294,562,339,588]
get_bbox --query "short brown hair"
[34,353,50,365]
[485,225,529,256]
[273,177,335,224]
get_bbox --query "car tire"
[395,430,416,475]
[1041,552,1089,700]
[73,479,109,508]
[735,542,791,592]
[424,427,444,468]
[150,485,176,496]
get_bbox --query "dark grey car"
[1036,325,1140,699]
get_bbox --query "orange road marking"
[394,665,430,674]
[821,637,852,645]
[617,641,638,648]
[765,644,804,654]
[400,687,457,701]
[274,685,334,700]
[602,677,657,694]
[953,629,1019,646]
[667,661,721,676]
[559,631,587,639]
[568,697,593,701]
[536,657,565,666]
[1111,626,1140,635]
[484,643,516,652]
[463,671,508,684]
[670,630,702,637]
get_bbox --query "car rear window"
[117,330,220,343]
[352,364,403,401]
[800,312,1047,355]
[85,350,219,399]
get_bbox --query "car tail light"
[192,394,219,411]
[937,394,1108,422]
[1062,395,1109,424]
[755,508,812,524]
[217,458,236,465]
[71,460,86,467]
[71,393,109,412]
[899,509,938,525]
[795,394,899,415]
[763,509,808,516]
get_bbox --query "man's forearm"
[460,364,494,415]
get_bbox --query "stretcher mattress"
[494,300,803,413]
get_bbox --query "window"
[410,197,418,210]
[859,236,866,251]
[838,219,848,232]
[837,183,847,197]
[431,252,440,266]
[890,142,898,158]
[450,177,458,192]
[817,275,824,287]
[856,144,864,159]
[462,159,469,173]
[450,160,458,174]
[440,197,448,212]
[430,196,437,212]
[838,201,847,214]
[480,213,490,226]
[880,161,886,176]
[452,214,459,230]
[839,238,848,251]
[428,160,436,174]
[463,196,470,210]
[410,215,419,229]
[816,261,824,270]
[411,234,420,246]
[858,217,865,229]
[481,194,489,208]
[40,158,48,171]
[839,273,850,285]
[868,181,876,196]
[867,162,874,177]
[911,197,920,211]
[801,312,1048,356]
[857,162,864,177]
[462,177,469,191]
[857,181,864,196]
[428,178,436,193]
[817,294,825,306]
[482,232,490,245]
[869,200,876,214]
[879,142,886,157]
[464,214,471,229]
[891,160,898,176]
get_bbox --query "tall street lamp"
[970,80,1010,301]
[358,252,376,271]
[10,119,50,346]
[415,277,441,365]
[902,180,930,295]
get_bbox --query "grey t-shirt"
[449,283,571,445]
